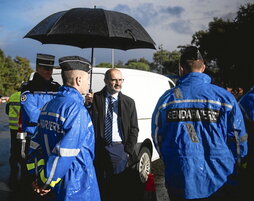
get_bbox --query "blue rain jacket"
[20,91,57,136]
[239,86,254,122]
[33,86,100,201]
[152,72,247,199]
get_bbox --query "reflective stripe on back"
[159,99,233,110]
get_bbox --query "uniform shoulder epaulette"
[51,81,60,85]
[20,81,32,93]
[20,81,29,88]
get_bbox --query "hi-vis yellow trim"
[27,159,45,171]
[40,169,61,188]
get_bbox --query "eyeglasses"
[110,79,124,82]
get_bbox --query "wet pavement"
[0,103,12,201]
[0,103,169,201]
[152,160,170,201]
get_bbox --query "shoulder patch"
[20,94,27,102]
[173,88,183,99]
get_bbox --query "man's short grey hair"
[61,70,76,86]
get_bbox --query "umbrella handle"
[89,48,94,93]
[89,66,93,93]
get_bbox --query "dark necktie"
[104,96,113,145]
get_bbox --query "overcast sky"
[0,0,253,68]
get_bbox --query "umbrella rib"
[103,11,111,38]
[125,29,136,42]
[47,11,67,35]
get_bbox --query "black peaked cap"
[36,53,55,68]
[59,56,91,72]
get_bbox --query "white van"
[52,67,175,183]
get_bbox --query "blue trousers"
[105,143,128,174]
[95,142,129,201]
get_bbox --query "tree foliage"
[97,57,151,71]
[96,62,112,68]
[124,58,150,71]
[152,46,180,75]
[0,49,33,96]
[191,3,254,91]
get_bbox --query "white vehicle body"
[51,67,175,182]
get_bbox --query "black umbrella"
[24,7,156,50]
[24,7,156,90]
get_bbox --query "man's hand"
[32,180,51,196]
[85,92,94,105]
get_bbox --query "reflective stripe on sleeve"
[59,148,80,157]
[40,112,47,116]
[153,111,161,156]
[43,156,61,188]
[88,121,93,127]
[234,128,241,166]
[47,112,66,122]
[27,163,35,171]
[40,169,61,188]
[27,159,45,171]
[44,134,51,157]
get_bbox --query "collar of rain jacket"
[59,86,84,104]
[176,72,211,86]
[33,72,53,83]
[31,72,53,89]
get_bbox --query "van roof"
[53,67,173,83]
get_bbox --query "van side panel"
[52,68,174,161]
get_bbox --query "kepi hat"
[59,56,91,72]
[36,53,55,68]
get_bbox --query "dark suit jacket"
[90,87,139,157]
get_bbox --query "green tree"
[96,62,112,68]
[191,3,254,90]
[0,49,33,96]
[115,60,125,68]
[152,45,170,73]
[125,61,150,71]
[124,58,150,71]
[163,51,181,75]
[13,56,33,89]
[96,60,126,68]
[152,46,180,75]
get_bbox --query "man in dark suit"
[86,68,139,201]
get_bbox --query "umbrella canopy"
[24,7,156,50]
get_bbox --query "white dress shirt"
[105,92,122,142]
